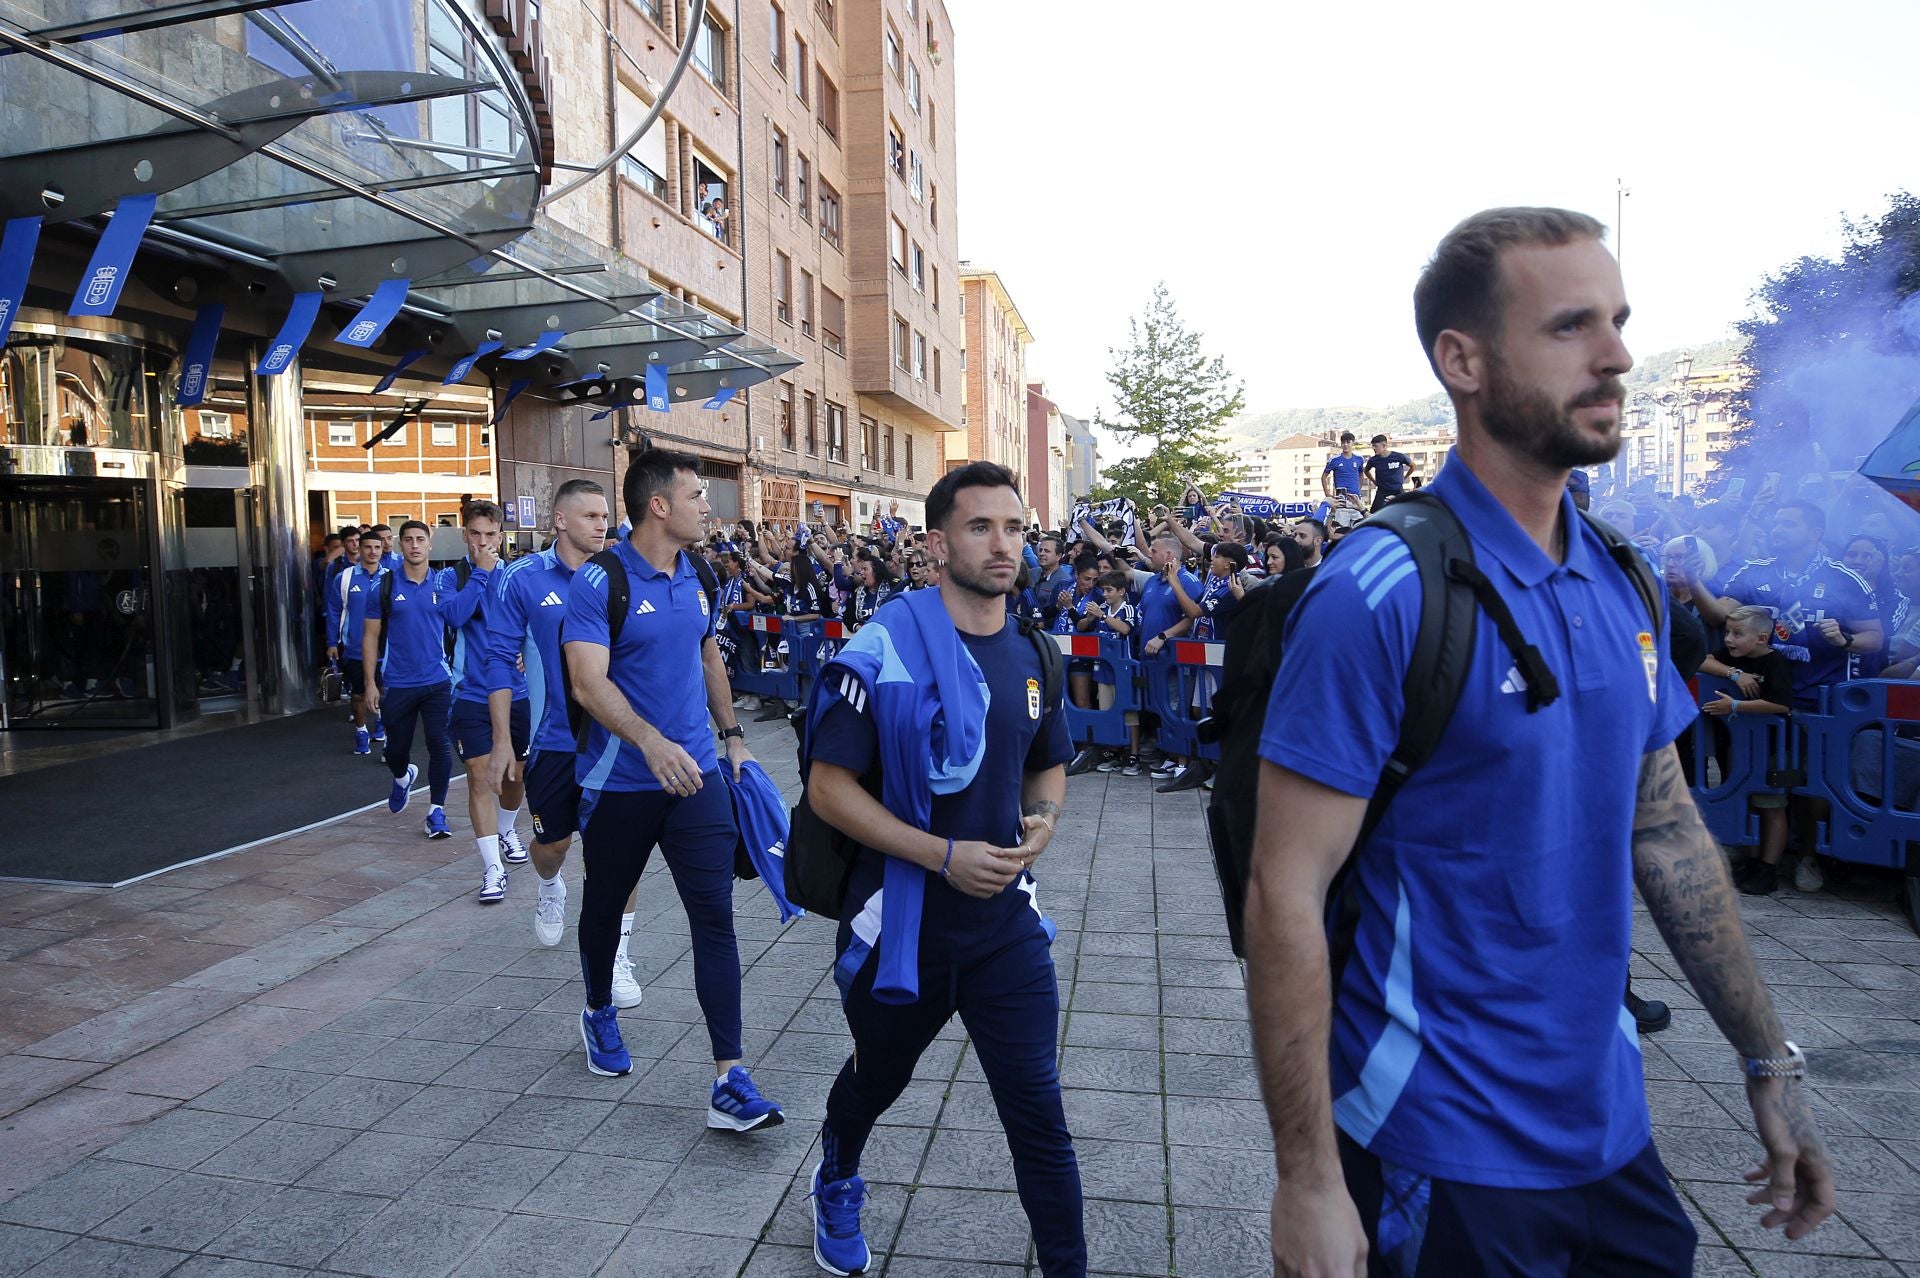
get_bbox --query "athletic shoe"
[611,954,644,1009]
[1148,758,1180,781]
[353,727,371,756]
[708,1065,783,1131]
[809,1160,871,1276]
[499,824,529,865]
[1095,751,1121,773]
[1156,764,1207,793]
[371,716,386,743]
[1737,859,1779,896]
[1625,988,1671,1034]
[1794,855,1825,894]
[479,864,508,903]
[424,809,452,840]
[1065,747,1102,777]
[580,1005,631,1077]
[533,879,567,947]
[1120,754,1143,777]
[388,764,419,813]
[753,698,790,722]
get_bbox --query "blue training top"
[1324,451,1365,495]
[567,538,718,793]
[484,549,575,756]
[439,558,524,704]
[337,563,386,651]
[1259,449,1695,1191]
[1138,567,1201,642]
[378,565,453,689]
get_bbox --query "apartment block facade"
[953,267,1033,496]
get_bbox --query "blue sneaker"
[708,1065,783,1132]
[580,1005,631,1077]
[423,808,452,840]
[809,1160,870,1276]
[388,763,418,813]
[353,727,371,756]
[371,716,386,743]
[499,824,529,865]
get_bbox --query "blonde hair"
[1726,605,1775,641]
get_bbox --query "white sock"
[538,871,563,895]
[496,803,520,839]
[617,912,634,962]
[477,834,502,873]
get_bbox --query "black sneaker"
[1737,859,1778,896]
[1156,764,1206,793]
[1120,754,1142,777]
[1065,747,1102,777]
[1095,751,1122,773]
[1625,989,1671,1034]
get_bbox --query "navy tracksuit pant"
[822,920,1086,1277]
[380,679,452,805]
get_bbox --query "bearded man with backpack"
[1244,209,1834,1276]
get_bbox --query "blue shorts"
[450,697,531,761]
[525,747,581,843]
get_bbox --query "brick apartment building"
[952,266,1032,497]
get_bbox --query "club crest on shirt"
[1026,677,1041,720]
[1637,630,1658,703]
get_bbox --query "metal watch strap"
[1741,1041,1806,1080]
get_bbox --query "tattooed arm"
[1633,743,1835,1239]
[1016,770,1065,869]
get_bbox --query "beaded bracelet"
[939,837,954,879]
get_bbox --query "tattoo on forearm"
[1022,799,1061,823]
[1632,746,1785,1057]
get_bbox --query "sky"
[950,0,1920,437]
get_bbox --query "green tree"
[1091,283,1245,504]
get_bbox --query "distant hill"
[1225,338,1745,449]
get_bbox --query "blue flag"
[492,377,533,425]
[373,349,426,394]
[175,304,224,406]
[645,363,669,412]
[69,194,156,317]
[499,330,565,361]
[443,340,503,384]
[256,291,323,376]
[0,215,43,350]
[336,278,411,348]
[703,386,737,410]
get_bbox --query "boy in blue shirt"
[1321,431,1365,501]
[362,521,455,841]
[327,529,387,755]
[1082,569,1143,776]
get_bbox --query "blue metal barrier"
[730,615,815,706]
[1141,639,1223,763]
[1053,633,1138,750]
[1688,674,1801,850]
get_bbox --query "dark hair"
[859,551,898,587]
[398,519,432,541]
[1268,538,1308,574]
[1340,431,1355,444]
[462,499,504,527]
[1299,518,1329,541]
[1097,570,1132,593]
[1370,434,1388,445]
[925,460,1019,532]
[338,525,360,541]
[1038,533,1066,557]
[324,533,342,546]
[553,478,605,515]
[1072,551,1100,574]
[1776,499,1825,533]
[368,524,393,538]
[1213,542,1249,571]
[622,448,700,525]
[1414,207,1607,374]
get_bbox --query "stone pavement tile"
[0,1156,173,1232]
[514,1151,674,1225]
[14,986,253,1066]
[523,1058,644,1103]
[931,1080,1005,1133]
[377,967,489,1005]
[400,1003,523,1046]
[340,1035,471,1085]
[1162,1051,1263,1102]
[452,1211,625,1278]
[891,1186,1031,1266]
[907,1036,964,1082]
[83,1003,336,1101]
[1158,957,1244,990]
[1065,1088,1166,1147]
[1806,1047,1920,1092]
[95,1107,261,1171]
[597,1225,754,1278]
[1747,1253,1905,1276]
[1073,1136,1168,1205]
[579,1103,709,1164]
[739,1243,841,1276]
[295,1131,457,1198]
[257,1030,390,1076]
[1681,1179,1878,1257]
[1692,1247,1759,1275]
[679,1123,814,1181]
[487,1010,586,1053]
[1161,1014,1252,1057]
[1821,1085,1920,1136]
[1079,931,1156,960]
[1656,1127,1769,1184]
[17,1237,186,1277]
[1069,980,1159,1016]
[1165,1095,1270,1151]
[1059,1046,1161,1096]
[641,1168,790,1238]
[1820,1016,1920,1049]
[281,1076,423,1130]
[625,1056,727,1110]
[456,974,568,1011]
[1068,952,1155,985]
[1837,1189,1920,1261]
[93,1170,276,1251]
[173,923,384,995]
[322,998,432,1040]
[1171,1204,1268,1278]
[469,1094,616,1151]
[664,1024,777,1066]
[1084,1196,1170,1276]
[828,1125,929,1185]
[0,1054,109,1121]
[370,1084,519,1141]
[0,1223,70,1275]
[430,1044,566,1092]
[199,1185,386,1268]
[193,1120,355,1185]
[1063,1012,1158,1052]
[920,1127,1014,1189]
[1824,1135,1920,1197]
[1646,1080,1749,1132]
[880,1261,1023,1278]
[1168,1142,1274,1209]
[167,1256,314,1277]
[408,1141,565,1210]
[182,1068,328,1122]
[499,947,580,981]
[1891,1140,1920,1173]
[322,1198,502,1278]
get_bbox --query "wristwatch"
[1740,1041,1807,1080]
[718,725,745,741]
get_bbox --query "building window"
[816,69,839,141]
[796,153,811,220]
[769,2,784,69]
[383,423,407,446]
[887,121,905,179]
[804,390,819,454]
[905,0,917,20]
[826,400,847,462]
[928,181,937,228]
[327,421,354,447]
[883,422,895,475]
[905,434,914,480]
[779,381,795,450]
[693,149,730,243]
[616,81,669,200]
[774,252,792,324]
[893,316,910,372]
[885,23,902,78]
[910,242,925,293]
[912,331,927,381]
[819,180,842,248]
[822,287,846,356]
[814,0,834,38]
[862,415,880,470]
[930,265,939,309]
[432,421,457,447]
[198,411,233,439]
[908,151,923,201]
[800,269,815,338]
[906,60,921,113]
[794,35,808,102]
[926,97,935,148]
[889,218,907,272]
[692,7,727,93]
[771,127,789,199]
[931,347,941,392]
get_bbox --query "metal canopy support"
[14,0,299,47]
[270,225,533,298]
[154,162,539,224]
[442,292,657,350]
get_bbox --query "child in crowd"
[1700,605,1796,895]
[1082,571,1143,776]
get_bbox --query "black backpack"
[1200,490,1661,961]
[784,611,1064,919]
[561,547,723,750]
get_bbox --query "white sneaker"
[611,954,644,1009]
[499,824,530,865]
[1793,855,1825,894]
[533,879,567,947]
[479,865,508,904]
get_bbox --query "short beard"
[1482,351,1624,470]
[942,556,1009,601]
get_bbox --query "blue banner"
[175,303,224,406]
[499,329,565,361]
[645,363,669,412]
[0,215,43,351]
[68,193,156,317]
[1214,490,1318,522]
[589,408,616,423]
[336,277,411,348]
[255,291,323,376]
[443,340,502,384]
[492,377,533,425]
[703,386,738,410]
[373,348,427,394]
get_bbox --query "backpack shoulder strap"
[455,558,472,592]
[690,551,721,625]
[590,549,629,647]
[378,567,395,620]
[1576,506,1663,632]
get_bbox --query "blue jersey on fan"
[1324,451,1365,495]
[484,548,577,757]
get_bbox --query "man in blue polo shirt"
[328,529,386,755]
[363,521,455,840]
[441,500,528,903]
[1246,208,1832,1274]
[1322,431,1365,501]
[564,450,781,1133]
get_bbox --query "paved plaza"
[0,718,1917,1277]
